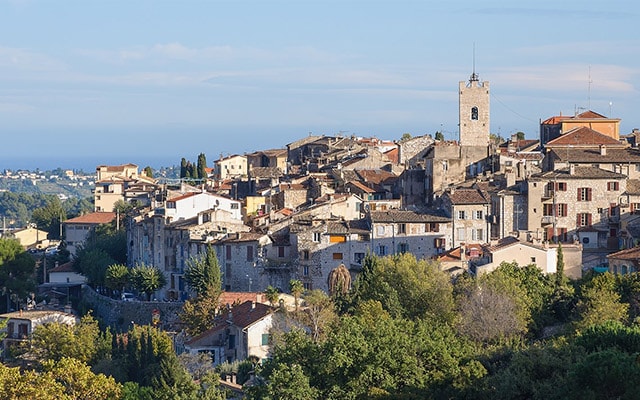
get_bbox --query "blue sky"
[0,0,638,170]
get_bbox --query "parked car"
[45,246,58,256]
[121,292,136,302]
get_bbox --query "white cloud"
[0,46,66,71]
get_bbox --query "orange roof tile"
[546,126,624,147]
[64,212,116,224]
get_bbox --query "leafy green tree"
[0,238,36,312]
[143,166,154,178]
[180,158,189,179]
[575,272,628,331]
[254,363,318,400]
[30,313,112,365]
[74,248,115,287]
[351,253,456,322]
[555,243,565,287]
[130,264,167,301]
[105,264,130,295]
[435,131,444,141]
[31,197,66,239]
[515,131,525,140]
[264,285,280,307]
[400,133,412,142]
[0,362,69,399]
[289,279,304,312]
[180,289,221,336]
[43,357,122,400]
[299,289,336,342]
[184,246,222,297]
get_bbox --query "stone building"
[440,187,491,248]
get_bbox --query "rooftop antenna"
[588,65,592,110]
[470,43,479,82]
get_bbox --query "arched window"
[621,265,628,275]
[471,106,479,120]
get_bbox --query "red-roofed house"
[440,187,491,247]
[63,212,116,255]
[184,300,274,365]
[540,110,621,147]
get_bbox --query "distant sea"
[1,156,178,173]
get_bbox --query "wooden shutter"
[587,213,592,226]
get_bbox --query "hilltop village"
[80,71,640,299]
[3,71,640,398]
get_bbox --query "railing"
[541,216,554,225]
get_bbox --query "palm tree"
[264,285,280,308]
[130,264,167,301]
[289,279,304,311]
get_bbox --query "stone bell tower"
[459,70,490,147]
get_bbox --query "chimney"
[569,164,575,175]
[460,243,466,261]
[251,301,256,310]
[600,145,607,156]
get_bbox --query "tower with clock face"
[459,71,490,147]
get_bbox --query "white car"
[121,292,136,302]
[45,246,58,256]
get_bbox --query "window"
[303,282,312,290]
[577,187,592,201]
[434,238,445,248]
[472,229,484,242]
[425,223,439,232]
[246,245,254,262]
[278,246,285,258]
[471,106,479,120]
[378,245,387,256]
[556,182,567,191]
[457,228,466,241]
[531,257,536,263]
[313,232,321,242]
[354,252,365,264]
[543,204,554,216]
[228,334,236,349]
[303,265,309,276]
[302,250,309,260]
[226,245,232,260]
[377,226,385,235]
[231,203,239,209]
[607,181,620,191]
[475,210,483,220]
[330,235,346,243]
[398,243,409,253]
[332,253,343,260]
[457,210,466,220]
[577,213,592,227]
[261,334,269,346]
[398,223,406,234]
[558,204,568,217]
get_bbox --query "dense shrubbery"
[248,254,640,399]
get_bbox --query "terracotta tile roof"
[548,147,640,164]
[437,243,484,261]
[249,167,283,179]
[220,232,265,243]
[607,246,640,260]
[370,209,450,223]
[224,300,272,329]
[325,219,371,234]
[483,236,520,252]
[356,169,397,185]
[546,126,625,147]
[347,181,376,193]
[167,192,200,202]
[64,212,116,225]
[49,261,75,273]
[538,166,627,180]
[575,110,608,119]
[541,115,571,125]
[384,147,399,164]
[446,188,489,205]
[218,292,266,307]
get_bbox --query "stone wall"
[81,286,184,332]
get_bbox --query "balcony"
[541,216,554,225]
[541,190,554,200]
